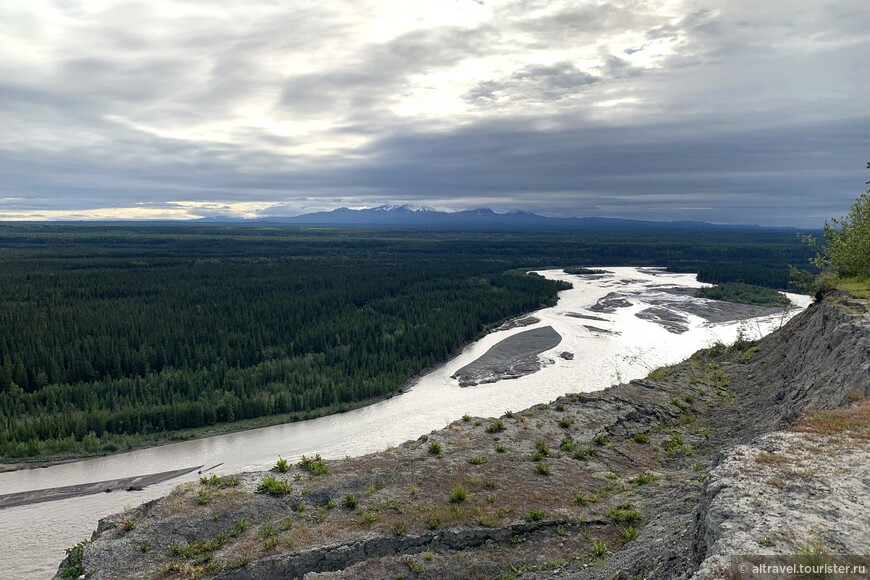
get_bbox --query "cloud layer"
[1,0,868,225]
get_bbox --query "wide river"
[0,267,810,579]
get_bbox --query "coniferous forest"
[0,225,814,459]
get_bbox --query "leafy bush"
[794,165,870,291]
[258,476,291,496]
[298,454,328,475]
[534,462,551,476]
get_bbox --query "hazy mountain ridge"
[204,205,797,230]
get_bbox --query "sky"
[0,0,868,226]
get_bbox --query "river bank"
[0,267,809,579]
[64,296,869,579]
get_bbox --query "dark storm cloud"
[0,0,868,224]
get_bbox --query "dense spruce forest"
[0,225,814,459]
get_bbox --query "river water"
[0,268,810,579]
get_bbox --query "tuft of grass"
[663,435,684,454]
[196,489,213,505]
[632,471,660,485]
[796,538,831,568]
[428,440,442,455]
[534,440,550,456]
[273,457,290,473]
[486,419,506,433]
[405,557,424,574]
[534,462,551,476]
[608,507,640,523]
[298,453,328,475]
[524,509,546,522]
[423,551,434,561]
[631,433,649,444]
[462,414,472,422]
[558,417,574,429]
[623,525,638,541]
[468,456,487,465]
[756,452,789,466]
[591,539,608,558]
[559,437,576,452]
[394,521,407,537]
[792,400,870,440]
[648,365,675,381]
[226,557,250,569]
[573,492,588,506]
[572,446,594,461]
[593,434,607,446]
[449,484,469,503]
[495,444,506,453]
[833,276,870,300]
[343,494,358,509]
[258,476,291,496]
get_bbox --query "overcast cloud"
[0,0,868,225]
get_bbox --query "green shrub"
[258,476,291,496]
[534,440,550,456]
[623,525,638,541]
[59,540,90,579]
[449,485,468,503]
[462,414,471,422]
[524,509,546,522]
[559,437,576,452]
[591,539,608,558]
[467,456,487,465]
[572,446,594,461]
[495,444,506,453]
[593,434,607,446]
[608,507,640,523]
[343,494,358,509]
[534,462,551,476]
[273,457,290,473]
[394,521,407,537]
[632,433,649,444]
[298,453,328,475]
[632,471,660,485]
[428,440,442,455]
[486,419,505,433]
[574,492,588,506]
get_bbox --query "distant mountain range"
[199,205,796,231]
